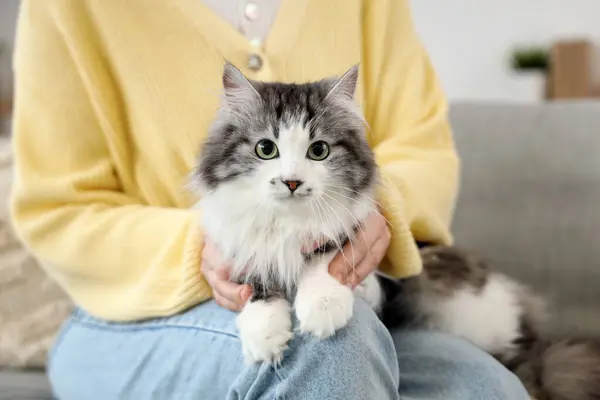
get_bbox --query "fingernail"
[349,275,358,287]
[240,287,250,302]
[301,240,323,253]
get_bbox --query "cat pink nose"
[282,180,303,192]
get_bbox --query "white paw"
[294,267,354,338]
[236,298,293,364]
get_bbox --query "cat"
[192,63,384,364]
[379,245,600,400]
[192,63,600,399]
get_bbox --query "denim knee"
[288,297,400,375]
[230,298,401,400]
[462,361,527,400]
[393,330,529,400]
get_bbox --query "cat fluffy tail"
[509,338,600,400]
[378,245,600,400]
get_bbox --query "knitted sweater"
[10,0,459,320]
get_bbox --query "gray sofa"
[451,102,600,337]
[1,102,599,397]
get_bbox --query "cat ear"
[326,64,359,100]
[222,62,260,107]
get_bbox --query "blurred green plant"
[511,47,549,72]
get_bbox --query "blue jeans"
[48,299,529,400]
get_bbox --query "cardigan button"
[245,3,259,21]
[248,53,263,71]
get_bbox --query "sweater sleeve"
[361,0,460,277]
[10,1,210,321]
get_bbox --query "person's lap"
[48,298,529,400]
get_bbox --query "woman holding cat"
[10,0,529,399]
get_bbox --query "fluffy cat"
[379,245,600,400]
[192,63,383,364]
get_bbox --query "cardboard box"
[548,40,600,100]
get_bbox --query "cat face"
[254,124,329,202]
[195,63,376,214]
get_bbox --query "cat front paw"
[236,298,293,364]
[295,267,354,338]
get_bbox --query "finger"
[215,268,253,302]
[201,261,217,286]
[330,213,388,279]
[301,239,323,254]
[329,243,353,285]
[348,227,391,288]
[214,270,252,306]
[213,291,244,312]
[329,236,371,284]
[201,239,215,260]
[214,266,231,281]
[203,264,252,310]
[215,268,252,304]
[346,212,388,267]
[360,212,388,247]
[301,236,330,254]
[215,267,252,302]
[202,241,230,268]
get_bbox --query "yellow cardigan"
[10,0,459,321]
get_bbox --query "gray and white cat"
[192,64,600,400]
[192,63,383,364]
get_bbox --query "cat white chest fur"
[200,179,374,289]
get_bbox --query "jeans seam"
[71,317,240,340]
[272,359,288,399]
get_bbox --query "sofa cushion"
[0,370,53,399]
[449,102,600,337]
[0,136,73,369]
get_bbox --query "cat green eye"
[255,139,279,160]
[307,141,330,161]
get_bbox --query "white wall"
[2,1,600,102]
[411,0,600,102]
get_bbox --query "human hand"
[328,212,391,289]
[201,240,252,312]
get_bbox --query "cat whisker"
[322,188,372,210]
[246,205,262,234]
[321,190,372,265]
[309,198,327,265]
[325,183,385,209]
[314,196,345,258]
[314,197,337,246]
[317,194,356,270]
[323,187,384,219]
[324,185,395,228]
[313,197,340,265]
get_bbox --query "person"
[10,0,529,399]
